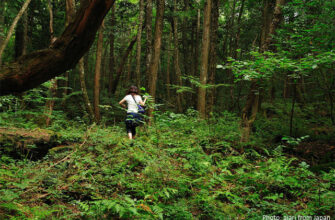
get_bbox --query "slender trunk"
[111,36,137,94]
[0,0,32,66]
[62,0,76,98]
[166,31,172,103]
[22,11,28,56]
[108,4,116,95]
[148,0,165,119]
[173,0,183,112]
[263,0,285,51]
[66,0,76,26]
[329,92,335,125]
[135,0,144,87]
[289,83,296,136]
[79,58,95,123]
[197,0,212,118]
[228,0,237,57]
[182,0,190,77]
[14,9,28,59]
[93,23,104,123]
[283,76,290,98]
[191,8,201,109]
[145,0,153,89]
[232,0,245,59]
[207,0,219,114]
[44,0,56,127]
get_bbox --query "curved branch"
[0,0,116,96]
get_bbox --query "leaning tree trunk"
[93,23,104,123]
[197,0,212,119]
[111,36,137,94]
[0,0,32,67]
[148,0,165,119]
[0,0,116,96]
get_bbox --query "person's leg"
[126,121,133,139]
[132,127,136,139]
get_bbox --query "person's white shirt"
[122,94,143,113]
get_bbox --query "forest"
[0,0,334,219]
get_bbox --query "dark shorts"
[125,113,143,135]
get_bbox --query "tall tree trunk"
[191,7,201,108]
[197,0,212,118]
[173,0,183,113]
[207,0,219,114]
[22,11,28,56]
[0,0,116,96]
[232,0,245,59]
[62,0,76,98]
[108,4,116,95]
[148,0,165,118]
[135,0,144,87]
[241,0,285,142]
[166,31,172,103]
[79,58,95,123]
[0,0,32,66]
[14,9,28,59]
[145,0,153,89]
[182,0,190,77]
[44,0,56,127]
[228,0,237,57]
[93,23,104,123]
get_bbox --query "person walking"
[119,86,147,139]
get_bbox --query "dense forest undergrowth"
[1,0,335,218]
[0,103,334,219]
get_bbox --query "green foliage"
[1,111,334,219]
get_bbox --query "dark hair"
[127,85,139,94]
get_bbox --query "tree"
[135,0,144,87]
[172,0,183,113]
[240,0,285,142]
[0,0,32,67]
[93,23,104,123]
[148,0,165,118]
[0,0,116,96]
[197,0,212,118]
[145,0,153,89]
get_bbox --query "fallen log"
[0,127,58,159]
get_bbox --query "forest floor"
[0,111,335,219]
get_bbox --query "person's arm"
[119,98,127,109]
[139,96,147,106]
